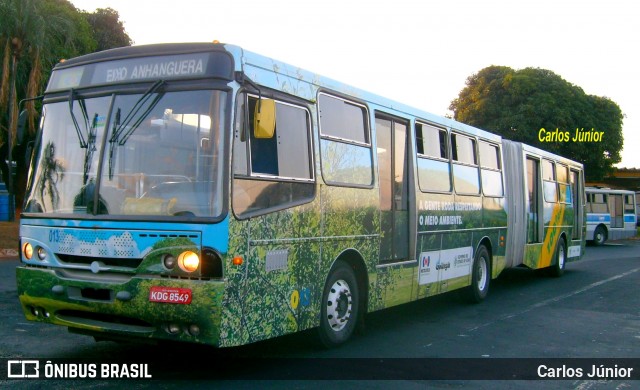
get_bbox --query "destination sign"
[92,53,209,84]
[47,51,233,91]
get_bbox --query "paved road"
[1,241,638,389]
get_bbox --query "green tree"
[0,0,95,211]
[83,7,133,51]
[0,0,96,141]
[0,0,132,213]
[450,66,624,180]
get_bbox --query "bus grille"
[57,310,154,332]
[57,254,143,269]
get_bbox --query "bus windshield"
[24,89,228,218]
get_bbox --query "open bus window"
[542,159,558,203]
[451,133,480,195]
[590,193,608,213]
[479,141,503,197]
[232,94,314,218]
[557,163,572,204]
[624,195,635,213]
[237,95,312,180]
[416,123,451,193]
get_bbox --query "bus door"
[376,114,410,262]
[571,169,583,240]
[526,156,543,243]
[610,194,624,228]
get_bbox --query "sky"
[70,0,640,168]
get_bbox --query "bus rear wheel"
[463,245,490,303]
[318,261,359,348]
[549,238,566,277]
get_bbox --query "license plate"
[149,286,192,304]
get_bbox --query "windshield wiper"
[109,80,166,145]
[108,80,165,179]
[68,89,89,148]
[68,89,99,185]
[82,113,99,184]
[108,108,121,180]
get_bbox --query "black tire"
[549,238,566,277]
[593,226,607,246]
[318,261,359,348]
[463,245,490,303]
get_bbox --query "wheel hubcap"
[558,245,565,269]
[326,279,352,331]
[478,258,488,291]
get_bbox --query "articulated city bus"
[17,42,585,347]
[585,187,637,245]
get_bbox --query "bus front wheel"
[463,245,490,303]
[318,261,359,348]
[593,226,607,246]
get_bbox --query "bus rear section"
[503,140,585,275]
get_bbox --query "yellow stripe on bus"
[539,203,566,268]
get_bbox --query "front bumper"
[17,266,225,346]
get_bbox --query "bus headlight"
[37,247,47,261]
[178,251,199,273]
[163,254,176,269]
[23,243,33,260]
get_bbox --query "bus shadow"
[49,266,582,380]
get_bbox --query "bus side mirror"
[16,110,28,145]
[253,99,276,139]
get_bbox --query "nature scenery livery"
[17,43,585,347]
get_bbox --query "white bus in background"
[586,187,637,245]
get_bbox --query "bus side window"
[542,159,557,203]
[416,123,451,193]
[479,141,503,197]
[232,94,314,218]
[318,93,373,187]
[624,194,635,213]
[557,164,571,203]
[591,193,608,213]
[451,133,480,195]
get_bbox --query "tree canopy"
[1,0,132,143]
[83,7,133,52]
[449,66,624,181]
[0,0,132,206]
